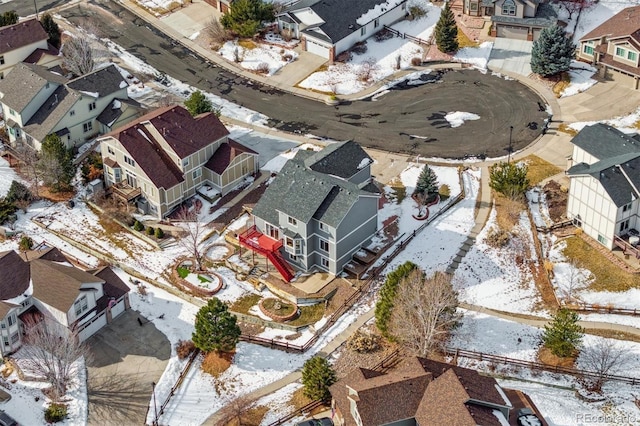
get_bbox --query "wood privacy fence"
[148,348,201,426]
[240,181,467,353]
[265,349,401,426]
[445,347,640,386]
[563,303,640,317]
[383,25,430,45]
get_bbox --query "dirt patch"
[202,351,234,377]
[537,346,576,368]
[543,180,568,223]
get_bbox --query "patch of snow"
[444,111,480,128]
[79,90,99,98]
[356,0,405,25]
[0,156,19,197]
[561,61,597,97]
[188,31,199,41]
[454,42,493,69]
[357,157,371,169]
[218,40,298,76]
[112,99,122,109]
[570,106,640,134]
[119,80,128,89]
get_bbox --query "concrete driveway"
[488,38,533,76]
[85,309,170,426]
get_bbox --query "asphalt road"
[59,1,546,158]
[0,0,67,18]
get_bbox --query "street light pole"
[33,0,39,19]
[507,125,514,163]
[152,381,158,426]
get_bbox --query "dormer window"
[502,0,516,16]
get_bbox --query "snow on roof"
[80,90,99,98]
[356,0,405,25]
[357,157,371,169]
[112,99,122,109]
[119,80,128,89]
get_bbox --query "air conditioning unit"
[137,198,149,215]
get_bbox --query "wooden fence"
[445,347,640,386]
[265,349,401,426]
[383,25,430,45]
[563,303,640,317]
[148,348,201,426]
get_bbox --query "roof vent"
[348,24,354,29]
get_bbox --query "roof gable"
[571,123,640,160]
[0,18,48,55]
[204,138,258,174]
[67,65,127,98]
[0,62,67,112]
[0,250,30,300]
[304,140,372,179]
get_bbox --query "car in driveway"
[295,418,333,426]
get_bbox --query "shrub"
[137,284,147,296]
[542,308,584,357]
[439,184,450,199]
[351,42,368,55]
[45,403,67,423]
[133,220,144,232]
[409,5,427,19]
[18,236,34,251]
[375,28,394,42]
[6,180,33,204]
[489,162,530,201]
[485,228,510,248]
[207,18,232,47]
[146,226,155,236]
[155,227,165,239]
[347,331,381,353]
[176,340,196,359]
[301,356,336,402]
[255,62,270,74]
[192,298,241,353]
[335,51,352,63]
[411,57,422,66]
[282,53,293,62]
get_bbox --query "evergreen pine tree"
[40,13,61,49]
[531,25,575,77]
[184,90,213,117]
[0,11,18,27]
[542,308,584,357]
[192,298,241,353]
[489,161,530,201]
[434,2,459,53]
[301,356,337,401]
[37,133,75,192]
[414,164,439,198]
[220,0,274,38]
[375,261,418,338]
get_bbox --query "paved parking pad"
[488,38,534,77]
[86,310,170,426]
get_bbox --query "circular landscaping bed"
[174,261,225,297]
[205,243,232,262]
[259,297,299,322]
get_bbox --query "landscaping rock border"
[258,297,299,322]
[172,263,224,297]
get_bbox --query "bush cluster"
[176,340,196,359]
[45,403,67,423]
[347,331,381,353]
[485,228,511,248]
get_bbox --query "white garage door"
[110,298,126,319]
[306,38,331,59]
[78,312,107,342]
[497,25,529,40]
[606,68,638,88]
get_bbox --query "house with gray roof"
[276,0,408,61]
[0,246,130,357]
[0,18,62,79]
[99,105,259,218]
[330,357,514,426]
[0,63,143,151]
[566,123,640,252]
[489,0,560,40]
[244,141,379,280]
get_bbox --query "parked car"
[0,410,18,426]
[295,418,333,426]
[517,407,542,426]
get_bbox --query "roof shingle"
[0,18,48,55]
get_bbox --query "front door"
[266,223,279,240]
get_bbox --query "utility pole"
[34,0,39,19]
[507,125,514,163]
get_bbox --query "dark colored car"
[517,407,542,426]
[0,410,18,426]
[295,417,333,426]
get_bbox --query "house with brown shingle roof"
[0,63,143,151]
[0,246,130,357]
[0,18,62,79]
[577,6,640,89]
[330,357,513,426]
[98,105,259,218]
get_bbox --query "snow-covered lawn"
[561,61,598,97]
[218,40,298,76]
[569,105,640,134]
[0,156,19,197]
[567,0,639,42]
[453,41,494,70]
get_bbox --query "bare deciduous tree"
[390,269,462,356]
[20,316,89,402]
[62,36,95,76]
[214,395,253,426]
[560,0,596,20]
[562,260,590,302]
[14,144,41,197]
[175,204,208,271]
[579,340,633,393]
[357,58,380,82]
[207,18,231,47]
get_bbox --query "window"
[107,146,115,155]
[628,51,638,61]
[9,108,15,116]
[320,239,329,252]
[192,168,202,179]
[321,257,330,268]
[2,337,7,347]
[0,56,4,65]
[89,101,96,111]
[597,234,607,245]
[374,18,379,28]
[7,314,15,327]
[502,0,516,16]
[20,299,30,308]
[361,26,366,36]
[10,333,18,344]
[616,47,625,57]
[0,72,3,80]
[319,221,328,232]
[620,219,630,232]
[470,1,478,11]
[289,254,298,261]
[74,295,88,316]
[0,322,4,329]
[182,158,189,168]
[288,216,297,226]
[124,155,135,167]
[583,45,594,55]
[623,202,633,212]
[83,121,93,133]
[70,110,75,117]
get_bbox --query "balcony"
[614,233,640,259]
[238,226,294,282]
[110,181,142,202]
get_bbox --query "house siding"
[567,176,617,249]
[334,197,378,272]
[0,39,49,77]
[607,40,640,68]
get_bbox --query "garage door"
[606,68,638,89]
[532,28,542,41]
[305,38,331,59]
[497,25,529,40]
[110,298,126,319]
[78,312,107,342]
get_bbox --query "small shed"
[87,179,104,197]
